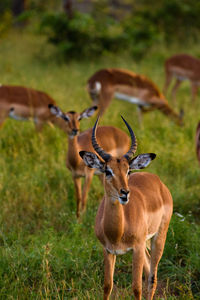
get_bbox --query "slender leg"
[132,243,145,300]
[143,247,150,285]
[73,177,82,218]
[0,118,5,128]
[147,229,168,300]
[143,248,151,299]
[98,174,104,184]
[163,71,173,95]
[81,168,94,212]
[137,106,143,127]
[0,110,8,128]
[98,90,114,116]
[171,78,182,102]
[35,120,44,131]
[191,83,198,102]
[103,249,116,300]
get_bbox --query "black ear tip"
[93,106,98,110]
[150,153,156,160]
[48,104,53,109]
[79,151,85,158]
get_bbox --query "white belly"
[114,92,150,106]
[106,247,133,255]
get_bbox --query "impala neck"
[67,135,80,166]
[103,193,125,244]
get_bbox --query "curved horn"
[92,117,111,162]
[121,116,137,160]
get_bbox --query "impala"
[196,121,200,165]
[49,104,130,218]
[87,68,183,125]
[0,84,66,131]
[80,117,173,300]
[163,54,200,102]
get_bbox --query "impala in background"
[163,54,200,102]
[87,68,183,125]
[0,84,67,131]
[80,117,173,300]
[49,105,130,218]
[196,121,200,165]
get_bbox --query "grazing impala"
[0,84,66,131]
[163,54,200,102]
[49,104,130,218]
[87,68,183,125]
[80,117,173,300]
[196,121,200,165]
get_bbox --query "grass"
[0,28,200,299]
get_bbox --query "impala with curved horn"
[49,104,131,218]
[0,84,67,131]
[80,118,173,300]
[87,68,183,125]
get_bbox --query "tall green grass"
[0,30,199,299]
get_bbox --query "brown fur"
[93,158,173,300]
[0,85,66,131]
[163,54,200,102]
[50,108,130,218]
[87,68,182,125]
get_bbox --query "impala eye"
[105,169,113,177]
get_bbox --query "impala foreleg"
[34,120,45,131]
[103,249,116,300]
[171,78,182,102]
[81,168,94,212]
[163,71,173,95]
[147,231,168,300]
[191,83,198,102]
[73,177,82,218]
[132,243,145,300]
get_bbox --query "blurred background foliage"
[1,0,200,59]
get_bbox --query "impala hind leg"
[147,230,168,300]
[132,243,145,300]
[81,168,94,212]
[73,177,82,218]
[103,249,116,300]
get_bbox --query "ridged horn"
[92,117,111,162]
[121,116,137,160]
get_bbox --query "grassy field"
[0,29,200,299]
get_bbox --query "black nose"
[120,189,130,196]
[72,129,78,135]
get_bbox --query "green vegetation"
[39,0,200,59]
[0,29,200,299]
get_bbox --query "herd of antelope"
[1,53,200,299]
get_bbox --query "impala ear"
[79,106,98,120]
[79,151,105,171]
[48,104,70,121]
[129,153,156,170]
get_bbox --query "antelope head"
[48,104,97,138]
[79,117,156,205]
